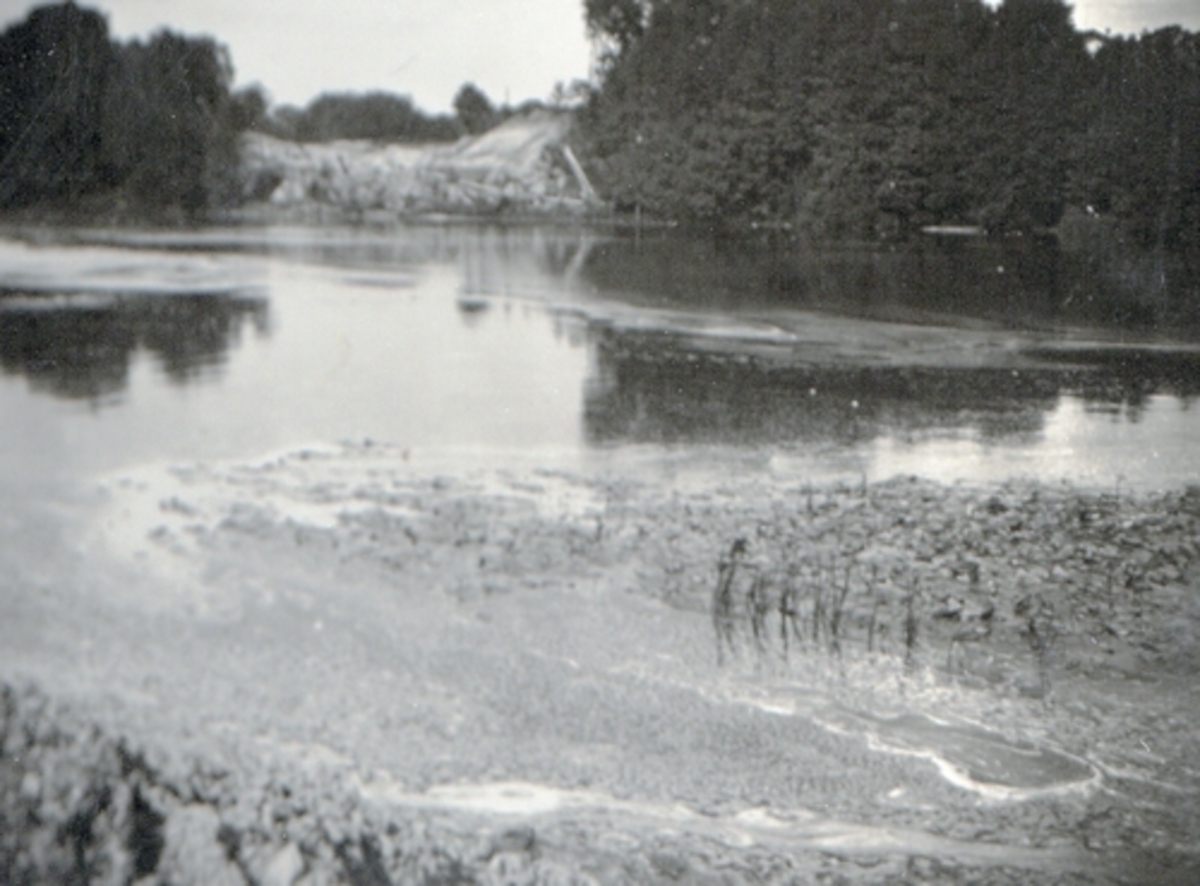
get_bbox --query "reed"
[865,564,880,654]
[827,563,853,656]
[712,537,746,665]
[903,576,919,672]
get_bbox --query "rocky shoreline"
[4,451,1200,884]
[0,680,1141,886]
[0,680,594,886]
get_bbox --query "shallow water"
[2,224,1200,490]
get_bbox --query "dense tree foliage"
[1073,27,1200,247]
[453,83,499,135]
[579,0,1200,244]
[0,2,112,207]
[262,91,459,143]
[0,2,250,216]
[0,3,462,216]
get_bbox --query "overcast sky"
[2,0,1198,113]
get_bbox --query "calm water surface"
[3,223,1200,490]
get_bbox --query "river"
[3,223,1200,489]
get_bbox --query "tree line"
[578,0,1200,246]
[0,3,510,218]
[0,2,261,217]
[245,83,505,144]
[243,81,550,144]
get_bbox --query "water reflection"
[88,225,599,300]
[0,293,269,402]
[582,326,1200,448]
[2,225,1199,488]
[578,230,1200,336]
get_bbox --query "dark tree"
[0,2,116,206]
[1074,28,1200,247]
[107,30,241,212]
[292,91,457,142]
[577,0,1195,241]
[0,1,253,216]
[585,0,650,57]
[453,82,498,135]
[968,0,1087,231]
[229,85,269,132]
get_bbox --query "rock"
[157,805,246,886]
[293,866,342,886]
[261,843,305,886]
[19,771,41,799]
[649,851,689,879]
[489,825,537,856]
[963,600,995,622]
[534,861,595,886]
[486,850,535,886]
[933,597,964,619]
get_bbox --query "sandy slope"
[239,111,600,220]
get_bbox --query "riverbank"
[3,444,1199,884]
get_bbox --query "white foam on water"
[708,680,1099,803]
[360,777,692,821]
[0,238,266,296]
[357,776,1086,870]
[0,292,119,311]
[1091,759,1194,795]
[859,730,1100,802]
[92,443,390,561]
[84,440,616,618]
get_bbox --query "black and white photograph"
[1,1,1199,883]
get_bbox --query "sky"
[1,0,1198,114]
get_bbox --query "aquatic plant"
[697,473,1198,708]
[903,578,920,673]
[1017,593,1059,698]
[710,535,927,672]
[712,537,746,665]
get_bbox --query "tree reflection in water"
[577,229,1200,335]
[583,327,1200,448]
[0,292,269,402]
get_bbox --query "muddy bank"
[105,444,1200,683]
[4,446,1200,884]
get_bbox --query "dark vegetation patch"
[579,0,1200,246]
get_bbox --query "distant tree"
[968,0,1087,231]
[577,0,1159,238]
[549,78,594,109]
[264,91,458,143]
[297,91,430,141]
[453,83,497,134]
[229,85,269,132]
[261,104,304,140]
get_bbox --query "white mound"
[240,110,600,218]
